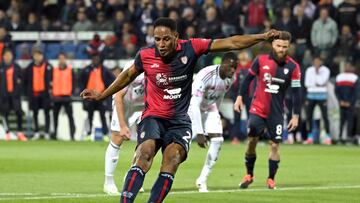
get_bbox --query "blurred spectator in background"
[220,0,241,37]
[336,0,358,34]
[6,12,25,31]
[304,56,331,145]
[114,10,127,38]
[244,0,266,34]
[154,0,168,19]
[335,63,359,144]
[144,24,154,45]
[293,0,316,19]
[230,50,253,144]
[311,8,338,66]
[199,6,222,39]
[88,0,108,21]
[60,0,78,31]
[0,49,27,141]
[24,47,52,140]
[0,10,8,27]
[52,53,76,140]
[80,53,115,140]
[102,34,121,59]
[86,33,105,58]
[315,0,337,20]
[91,11,113,31]
[184,24,197,39]
[40,16,55,31]
[25,12,41,31]
[0,26,14,62]
[72,7,92,31]
[187,0,203,18]
[120,22,137,51]
[181,7,199,34]
[292,5,312,66]
[336,25,356,62]
[274,7,294,35]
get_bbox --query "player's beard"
[273,50,287,63]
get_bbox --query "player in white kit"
[188,52,238,192]
[103,60,145,195]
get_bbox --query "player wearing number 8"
[234,31,301,189]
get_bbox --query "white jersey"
[111,60,145,135]
[189,65,235,135]
[191,65,234,111]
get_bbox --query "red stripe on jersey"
[336,81,355,87]
[249,55,278,118]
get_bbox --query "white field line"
[0,184,360,201]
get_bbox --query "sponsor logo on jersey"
[181,56,188,64]
[156,73,168,86]
[168,75,188,82]
[262,65,270,70]
[163,88,182,100]
[284,68,289,75]
[140,131,145,139]
[151,63,159,68]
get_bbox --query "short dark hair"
[153,17,177,32]
[278,31,292,41]
[221,52,238,64]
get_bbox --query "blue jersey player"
[81,17,281,203]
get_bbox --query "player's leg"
[319,100,331,144]
[240,114,265,189]
[63,101,76,140]
[31,98,40,140]
[305,100,316,144]
[121,117,162,203]
[196,111,223,192]
[52,102,61,140]
[148,119,191,203]
[104,107,127,195]
[85,103,94,140]
[13,96,26,141]
[148,142,187,203]
[266,116,283,189]
[121,139,158,203]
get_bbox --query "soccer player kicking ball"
[81,17,280,203]
[234,31,301,189]
[188,52,238,192]
[103,60,146,195]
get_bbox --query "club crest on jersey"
[140,131,145,139]
[284,68,289,75]
[180,56,188,64]
[156,73,168,86]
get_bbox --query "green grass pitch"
[0,141,359,202]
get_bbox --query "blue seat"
[62,43,77,55]
[15,43,31,59]
[45,43,62,59]
[75,43,89,59]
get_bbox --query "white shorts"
[194,111,223,135]
[111,107,142,140]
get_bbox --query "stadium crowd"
[0,0,359,145]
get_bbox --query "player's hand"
[80,89,102,101]
[234,96,244,113]
[119,126,131,140]
[287,115,299,132]
[264,29,281,41]
[197,134,208,148]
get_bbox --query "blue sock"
[245,154,256,177]
[120,166,145,203]
[268,159,280,180]
[148,172,174,203]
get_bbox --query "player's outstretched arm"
[210,29,281,52]
[80,65,140,101]
[114,89,131,140]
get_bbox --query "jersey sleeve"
[248,57,260,76]
[192,70,208,97]
[134,51,144,73]
[190,38,213,56]
[291,62,301,88]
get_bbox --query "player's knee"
[111,132,124,146]
[163,149,184,169]
[270,142,279,153]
